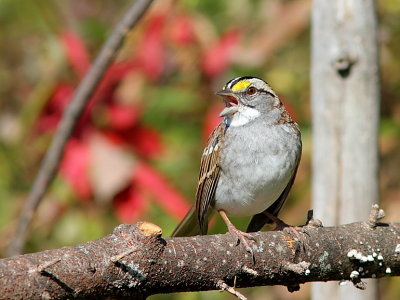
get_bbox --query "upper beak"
[216,89,240,117]
[216,89,234,97]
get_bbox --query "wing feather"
[195,123,225,234]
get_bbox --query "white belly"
[214,122,300,217]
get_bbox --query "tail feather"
[171,206,202,237]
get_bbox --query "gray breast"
[214,121,301,217]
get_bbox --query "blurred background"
[0,0,399,299]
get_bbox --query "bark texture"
[1,214,399,299]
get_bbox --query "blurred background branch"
[7,0,154,256]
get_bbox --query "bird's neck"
[224,107,281,128]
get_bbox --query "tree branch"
[8,0,154,256]
[1,208,399,299]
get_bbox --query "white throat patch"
[228,106,261,127]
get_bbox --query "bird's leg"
[263,211,291,230]
[218,210,256,254]
[263,211,303,240]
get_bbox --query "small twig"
[110,247,137,263]
[367,204,385,228]
[32,258,75,294]
[37,258,61,273]
[8,0,154,256]
[306,209,314,224]
[216,280,247,300]
[28,258,61,275]
[305,209,323,228]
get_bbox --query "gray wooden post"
[311,0,380,299]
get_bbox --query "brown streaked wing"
[195,122,225,234]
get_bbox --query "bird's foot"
[218,210,256,257]
[227,223,256,254]
[282,226,304,242]
[263,212,304,241]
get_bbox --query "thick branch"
[8,0,154,256]
[1,218,399,299]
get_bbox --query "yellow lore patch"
[231,80,251,91]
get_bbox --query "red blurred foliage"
[60,138,92,199]
[37,83,74,133]
[102,125,163,159]
[135,15,166,80]
[202,29,241,77]
[37,19,194,223]
[106,104,141,130]
[101,103,162,159]
[61,30,90,78]
[96,62,138,97]
[168,14,195,45]
[113,185,148,223]
[134,163,190,220]
[124,125,163,159]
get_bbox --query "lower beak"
[216,89,240,117]
[219,106,239,117]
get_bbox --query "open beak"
[216,89,240,117]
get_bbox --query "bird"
[171,76,302,253]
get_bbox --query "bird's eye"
[246,87,257,95]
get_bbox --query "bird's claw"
[227,224,256,254]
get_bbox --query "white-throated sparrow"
[172,76,302,253]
